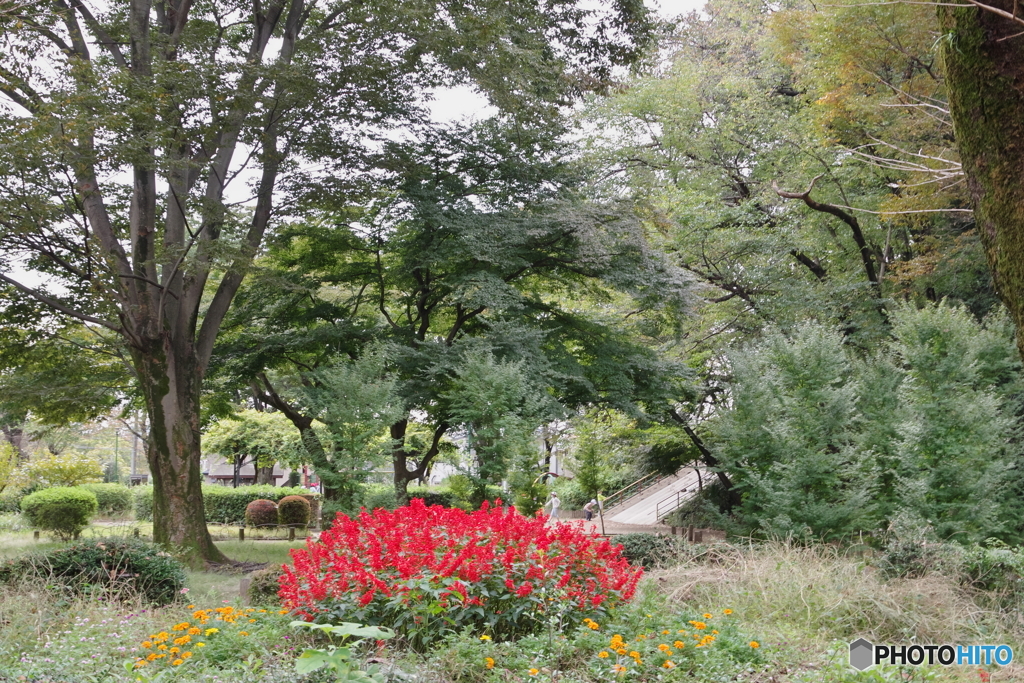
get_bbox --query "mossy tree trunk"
[940,2,1024,356]
[133,340,227,568]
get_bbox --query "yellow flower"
[195,643,206,648]
[133,659,147,668]
[616,648,628,656]
[141,641,152,649]
[629,651,640,659]
[723,609,733,615]
[239,631,249,636]
[187,604,195,609]
[677,629,686,634]
[663,660,676,669]
[173,636,191,646]
[258,609,267,613]
[661,629,670,635]
[278,609,288,615]
[480,635,492,641]
[689,621,707,630]
[204,628,219,636]
[157,644,167,651]
[528,668,539,676]
[182,652,193,659]
[658,644,671,652]
[248,619,256,623]
[169,647,180,655]
[146,653,158,662]
[598,651,610,659]
[703,613,712,619]
[485,657,495,669]
[636,634,647,640]
[153,632,169,643]
[588,621,599,630]
[749,641,760,649]
[171,658,184,666]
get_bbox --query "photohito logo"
[849,638,1014,670]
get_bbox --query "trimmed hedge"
[21,487,98,540]
[278,495,311,526]
[245,499,279,527]
[80,483,133,515]
[133,485,319,525]
[0,538,186,604]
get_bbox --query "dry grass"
[648,541,1024,681]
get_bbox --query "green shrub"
[0,488,23,513]
[615,533,682,569]
[0,538,186,604]
[21,486,98,540]
[277,495,311,526]
[362,483,398,510]
[132,485,153,520]
[132,484,320,524]
[247,565,283,605]
[80,483,133,515]
[407,486,456,508]
[245,499,279,527]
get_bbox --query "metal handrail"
[655,487,695,522]
[602,471,664,511]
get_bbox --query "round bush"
[0,539,186,604]
[80,483,133,515]
[21,486,98,540]
[277,495,311,526]
[280,499,643,648]
[244,499,279,527]
[247,565,283,605]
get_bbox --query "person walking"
[583,498,597,521]
[545,491,561,520]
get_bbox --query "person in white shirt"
[544,491,561,520]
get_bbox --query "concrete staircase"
[605,467,706,526]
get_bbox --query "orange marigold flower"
[182,652,193,659]
[598,651,610,659]
[750,641,760,649]
[658,644,671,652]
[169,647,180,655]
[173,636,191,646]
[157,644,167,651]
[663,660,676,669]
[703,613,712,619]
[188,627,201,635]
[141,641,152,649]
[172,622,190,631]
[172,658,184,666]
[146,653,158,662]
[239,631,249,636]
[485,657,495,669]
[689,621,706,630]
[661,629,670,635]
[612,664,627,673]
[528,668,539,676]
[723,609,733,615]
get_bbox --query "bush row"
[133,484,319,525]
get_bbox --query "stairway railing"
[602,471,665,512]
[655,487,696,522]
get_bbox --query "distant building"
[201,454,294,487]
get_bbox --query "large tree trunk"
[134,340,227,567]
[940,2,1024,357]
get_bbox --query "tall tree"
[214,119,688,504]
[0,0,653,564]
[938,2,1024,357]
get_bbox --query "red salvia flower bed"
[278,499,642,645]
